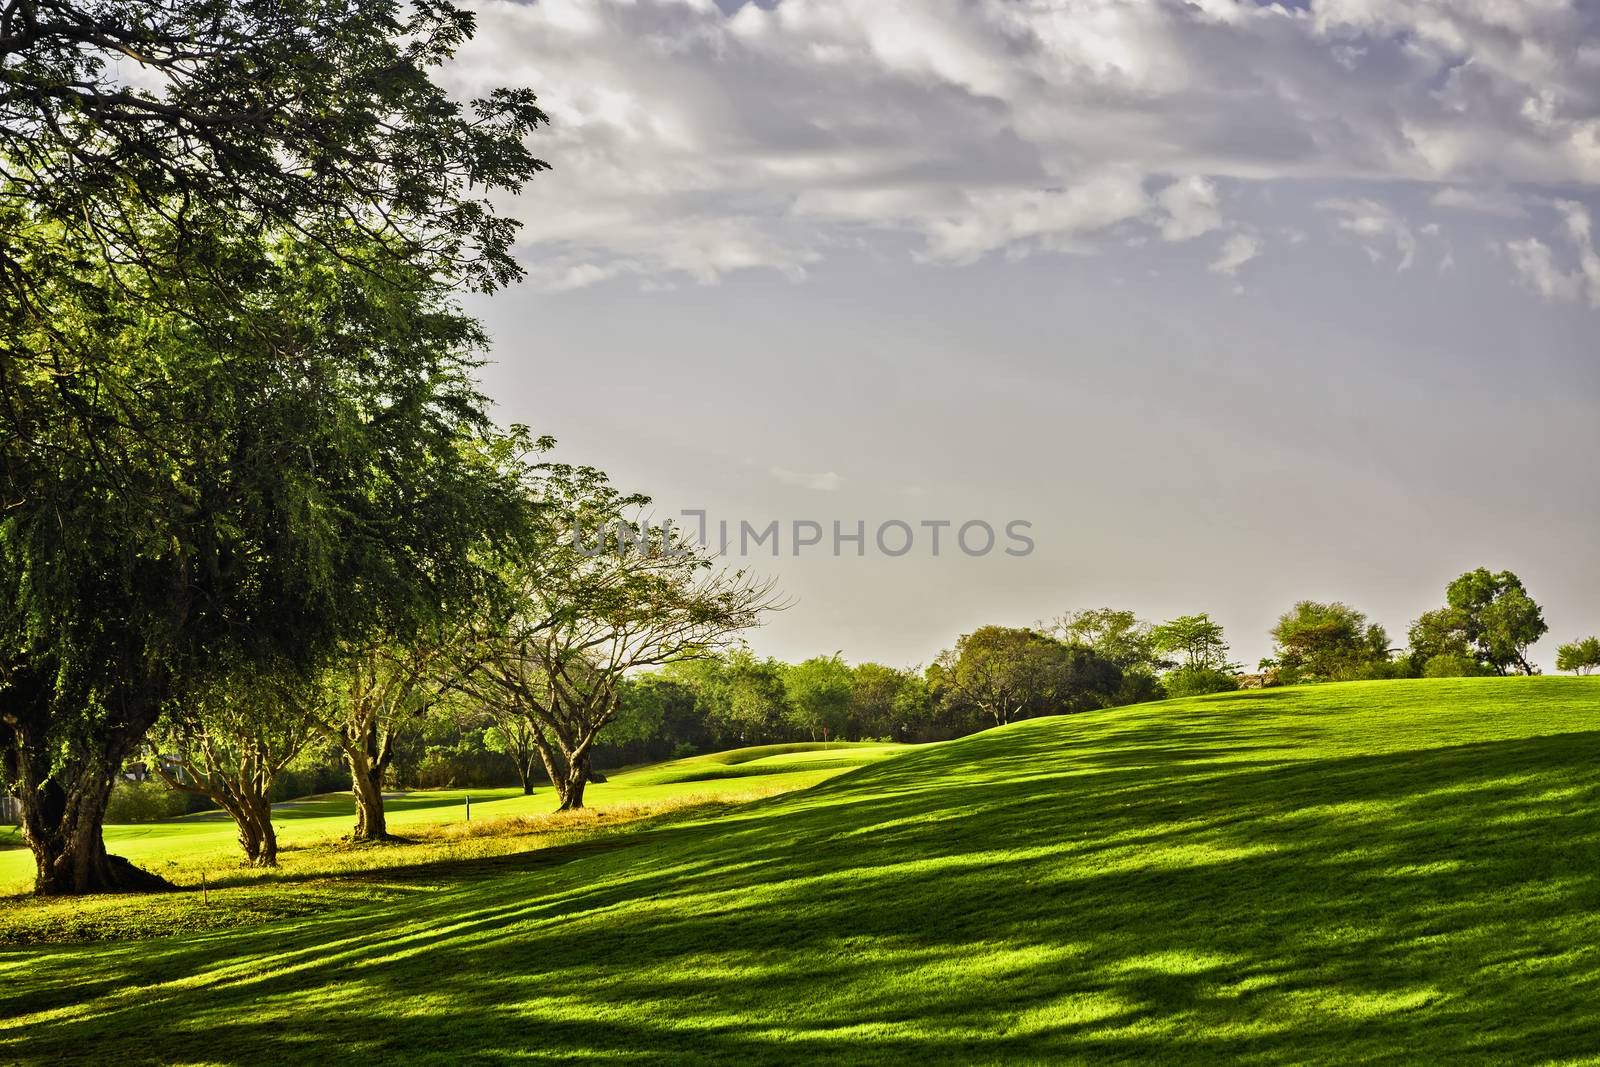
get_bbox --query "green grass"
[0,740,900,896]
[7,678,1600,1064]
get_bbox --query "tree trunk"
[350,757,389,841]
[334,715,396,842]
[557,769,587,811]
[22,768,172,895]
[229,796,278,867]
[513,754,535,795]
[227,801,263,865]
[251,799,278,867]
[7,692,172,896]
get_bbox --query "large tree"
[931,626,1122,728]
[0,0,546,304]
[0,235,521,893]
[0,2,542,894]
[1150,614,1238,697]
[148,668,321,868]
[1270,601,1393,683]
[459,469,779,810]
[783,656,854,742]
[1409,569,1548,677]
[1150,614,1232,672]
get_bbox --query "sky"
[449,0,1600,670]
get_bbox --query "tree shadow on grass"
[8,714,1600,1065]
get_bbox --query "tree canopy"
[458,467,779,810]
[0,0,547,304]
[0,232,522,892]
[1409,569,1547,677]
[931,626,1122,727]
[1270,601,1392,683]
[1556,638,1600,676]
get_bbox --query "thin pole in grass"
[202,870,208,906]
[465,795,471,822]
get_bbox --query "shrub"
[1422,653,1482,678]
[1163,667,1239,698]
[103,779,210,823]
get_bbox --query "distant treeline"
[189,565,1589,808]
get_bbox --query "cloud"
[770,466,843,491]
[1209,231,1262,276]
[1431,187,1528,218]
[1318,198,1417,270]
[450,0,1600,289]
[1507,199,1600,306]
[1155,177,1222,242]
[1505,237,1581,302]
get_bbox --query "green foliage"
[710,650,793,741]
[1055,608,1164,673]
[1408,570,1548,677]
[1162,666,1240,697]
[1422,653,1484,679]
[0,0,548,302]
[1,220,527,890]
[102,780,209,824]
[1270,601,1394,683]
[0,0,548,894]
[1150,614,1233,673]
[849,663,934,741]
[931,626,1123,726]
[782,656,855,740]
[1555,637,1600,676]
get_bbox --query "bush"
[1163,667,1239,698]
[272,759,351,802]
[1422,653,1482,678]
[671,742,699,759]
[1360,658,1420,680]
[103,778,210,823]
[1116,671,1166,705]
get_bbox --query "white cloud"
[451,0,1600,290]
[1155,177,1222,242]
[1318,198,1418,270]
[1431,187,1528,218]
[1209,232,1262,276]
[1508,199,1600,306]
[770,466,843,492]
[1506,237,1581,302]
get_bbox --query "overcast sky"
[451,0,1600,670]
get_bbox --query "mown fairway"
[8,678,1600,1064]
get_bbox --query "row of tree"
[123,565,1596,870]
[0,0,788,893]
[597,566,1588,768]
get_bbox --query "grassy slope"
[0,742,906,893]
[8,678,1600,1064]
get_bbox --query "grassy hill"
[7,678,1600,1063]
[0,740,905,895]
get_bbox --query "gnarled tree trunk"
[239,795,278,867]
[531,726,601,811]
[340,717,395,841]
[5,677,173,895]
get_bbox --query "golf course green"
[7,677,1600,1064]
